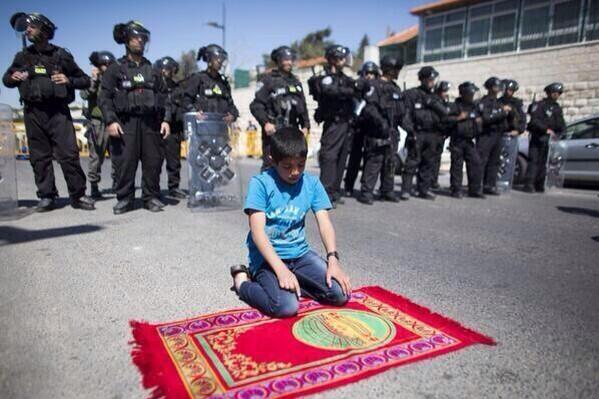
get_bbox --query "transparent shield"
[497,135,519,193]
[546,138,567,189]
[185,112,242,211]
[0,104,18,216]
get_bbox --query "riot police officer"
[99,21,171,214]
[431,80,452,190]
[447,82,485,198]
[477,76,511,195]
[401,66,445,201]
[308,44,355,206]
[155,56,187,199]
[525,83,566,193]
[357,55,405,205]
[499,79,526,137]
[183,44,238,126]
[82,51,116,199]
[3,12,94,211]
[344,61,379,197]
[250,46,310,170]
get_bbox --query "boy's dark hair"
[269,127,308,162]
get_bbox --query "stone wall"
[398,40,599,122]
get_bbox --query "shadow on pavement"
[556,206,599,219]
[0,224,103,245]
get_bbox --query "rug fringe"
[130,320,186,399]
[359,286,496,345]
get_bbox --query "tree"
[292,27,334,60]
[259,27,334,68]
[175,50,198,81]
[353,34,370,71]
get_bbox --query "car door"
[562,118,599,182]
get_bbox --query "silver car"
[515,115,599,185]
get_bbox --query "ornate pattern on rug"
[130,286,495,399]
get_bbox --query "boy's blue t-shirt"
[244,168,332,273]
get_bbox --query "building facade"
[413,0,599,62]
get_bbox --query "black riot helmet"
[89,51,116,68]
[459,81,479,97]
[417,66,439,81]
[360,61,380,77]
[434,80,451,94]
[325,44,352,65]
[503,79,519,93]
[10,12,57,40]
[270,46,297,64]
[544,82,564,95]
[113,20,150,45]
[154,56,179,74]
[484,76,502,91]
[197,44,228,64]
[380,55,403,74]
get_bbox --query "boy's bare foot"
[230,265,250,293]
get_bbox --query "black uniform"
[311,66,355,201]
[401,86,447,196]
[250,69,310,169]
[359,78,406,199]
[448,98,483,194]
[477,94,508,191]
[526,98,566,190]
[343,76,370,194]
[2,43,90,200]
[81,72,119,194]
[99,56,170,204]
[431,94,452,188]
[183,70,238,117]
[498,95,526,135]
[156,75,185,191]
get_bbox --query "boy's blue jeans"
[238,250,349,318]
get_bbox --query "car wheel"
[514,154,527,185]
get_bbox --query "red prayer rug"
[130,286,495,398]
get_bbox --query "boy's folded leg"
[238,267,300,318]
[292,250,349,307]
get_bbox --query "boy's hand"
[276,268,301,299]
[326,257,351,296]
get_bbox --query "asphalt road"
[1,158,598,399]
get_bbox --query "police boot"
[169,188,187,199]
[451,189,464,199]
[357,193,374,205]
[113,200,134,215]
[483,186,500,196]
[381,192,400,203]
[431,181,441,190]
[36,197,56,212]
[468,191,486,199]
[90,183,103,199]
[418,191,436,201]
[71,195,96,211]
[523,185,535,193]
[144,198,165,213]
[534,184,546,193]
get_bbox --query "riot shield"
[0,104,18,217]
[545,137,567,189]
[185,112,242,211]
[497,134,519,193]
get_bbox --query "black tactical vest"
[18,50,69,103]
[113,62,157,115]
